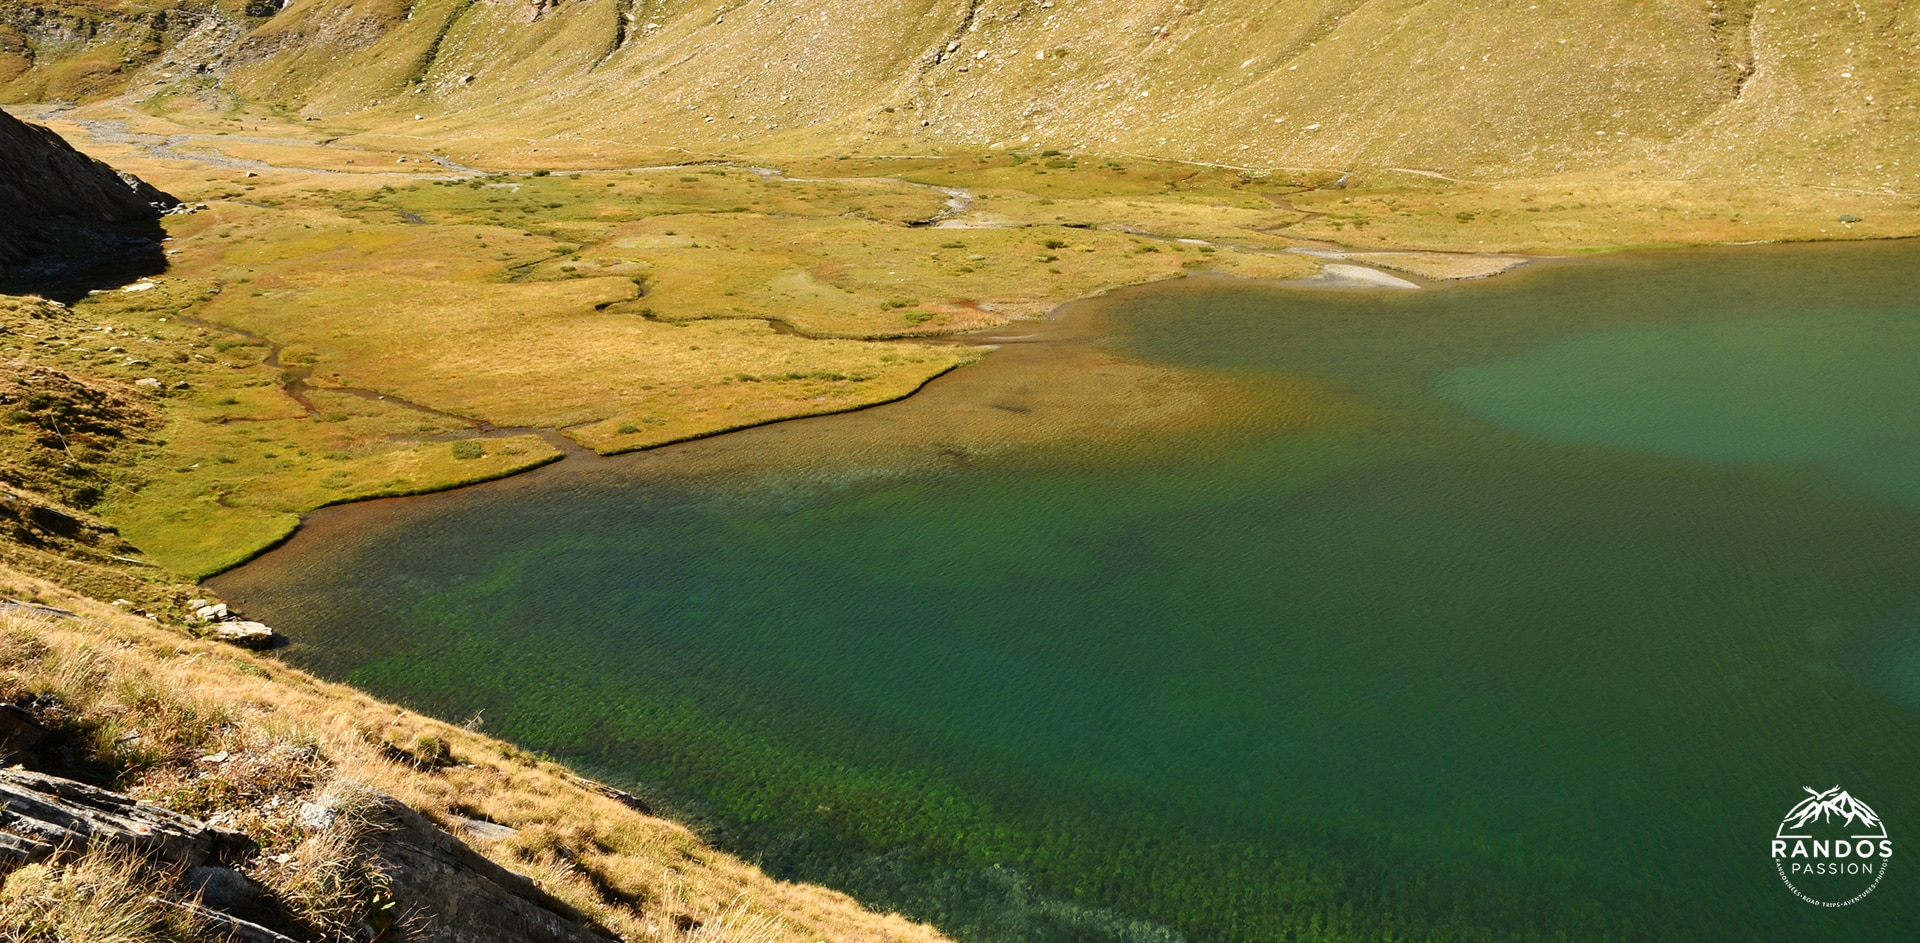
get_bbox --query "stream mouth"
[215,239,1920,943]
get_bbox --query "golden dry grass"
[0,571,952,943]
[0,844,206,943]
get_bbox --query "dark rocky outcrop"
[0,769,298,941]
[0,768,255,869]
[351,790,619,943]
[0,106,176,291]
[0,768,617,943]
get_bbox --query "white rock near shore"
[186,600,281,649]
[208,620,277,650]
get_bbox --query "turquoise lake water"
[214,240,1920,942]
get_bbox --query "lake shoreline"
[203,231,1920,579]
[212,237,1920,943]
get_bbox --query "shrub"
[450,440,484,460]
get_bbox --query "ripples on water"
[215,241,1920,943]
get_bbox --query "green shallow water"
[215,241,1920,942]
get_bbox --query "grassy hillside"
[0,569,952,943]
[174,0,1920,192]
[5,1,1914,191]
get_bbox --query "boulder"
[451,814,520,842]
[209,620,277,649]
[165,898,300,943]
[0,768,254,868]
[310,786,618,943]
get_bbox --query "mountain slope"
[230,0,1920,190]
[6,0,1915,190]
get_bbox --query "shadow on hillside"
[0,218,172,304]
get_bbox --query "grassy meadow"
[9,92,1920,583]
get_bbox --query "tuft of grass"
[0,845,204,943]
[256,779,395,939]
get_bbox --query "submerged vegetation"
[2,0,1918,939]
[0,581,949,943]
[220,248,1920,943]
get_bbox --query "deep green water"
[215,241,1920,942]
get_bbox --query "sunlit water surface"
[215,241,1920,942]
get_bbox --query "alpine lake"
[212,239,1920,943]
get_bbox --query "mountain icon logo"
[1779,787,1885,837]
[1770,785,1893,907]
